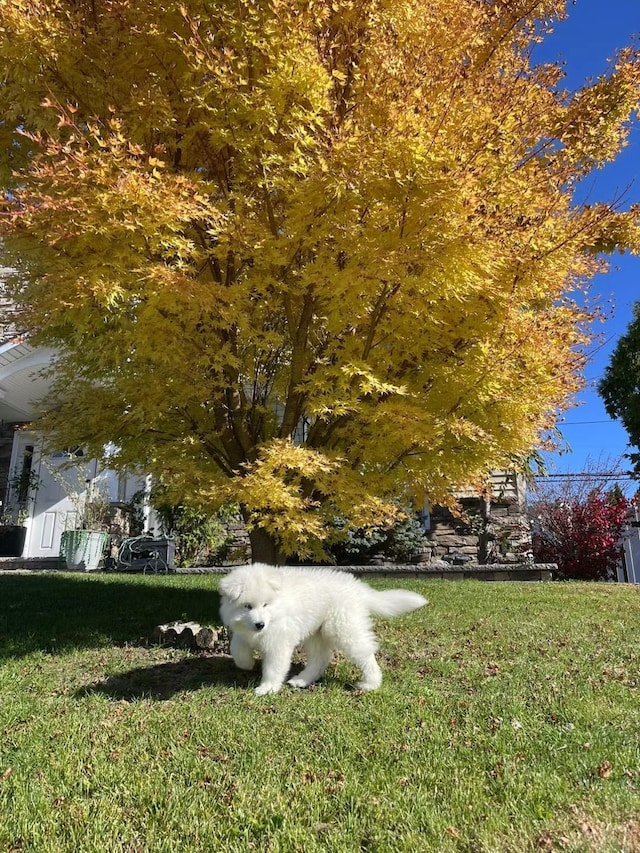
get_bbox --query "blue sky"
[533,0,639,480]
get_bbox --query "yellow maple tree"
[0,0,639,561]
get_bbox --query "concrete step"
[0,556,64,571]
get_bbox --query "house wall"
[2,421,534,566]
[620,504,640,583]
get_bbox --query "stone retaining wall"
[0,557,555,580]
[176,562,556,581]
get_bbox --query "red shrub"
[532,489,632,581]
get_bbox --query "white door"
[9,431,151,559]
[9,433,96,558]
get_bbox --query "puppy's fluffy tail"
[366,588,428,618]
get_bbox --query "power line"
[559,420,621,425]
[537,470,635,477]
[536,475,636,483]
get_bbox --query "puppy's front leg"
[255,647,294,696]
[230,633,255,671]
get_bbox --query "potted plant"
[0,507,28,557]
[61,527,109,572]
[0,461,41,557]
[59,484,111,571]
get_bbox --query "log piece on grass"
[153,621,218,649]
[195,626,218,649]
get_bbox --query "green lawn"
[1,572,639,852]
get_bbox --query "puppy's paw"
[287,676,310,689]
[356,680,381,692]
[254,682,282,696]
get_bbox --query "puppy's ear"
[219,573,244,600]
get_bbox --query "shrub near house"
[532,488,632,581]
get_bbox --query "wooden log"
[164,627,180,645]
[153,621,218,649]
[152,622,182,644]
[173,621,201,648]
[177,625,196,648]
[194,626,218,649]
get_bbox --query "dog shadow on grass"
[76,654,256,701]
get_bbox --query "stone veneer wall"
[211,472,534,567]
[224,518,251,564]
[428,472,533,565]
[428,499,533,565]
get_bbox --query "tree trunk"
[247,526,283,565]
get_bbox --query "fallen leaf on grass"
[579,818,602,842]
[536,830,554,850]
[597,761,612,779]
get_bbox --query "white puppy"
[219,563,427,695]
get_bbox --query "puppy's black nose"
[254,621,265,631]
